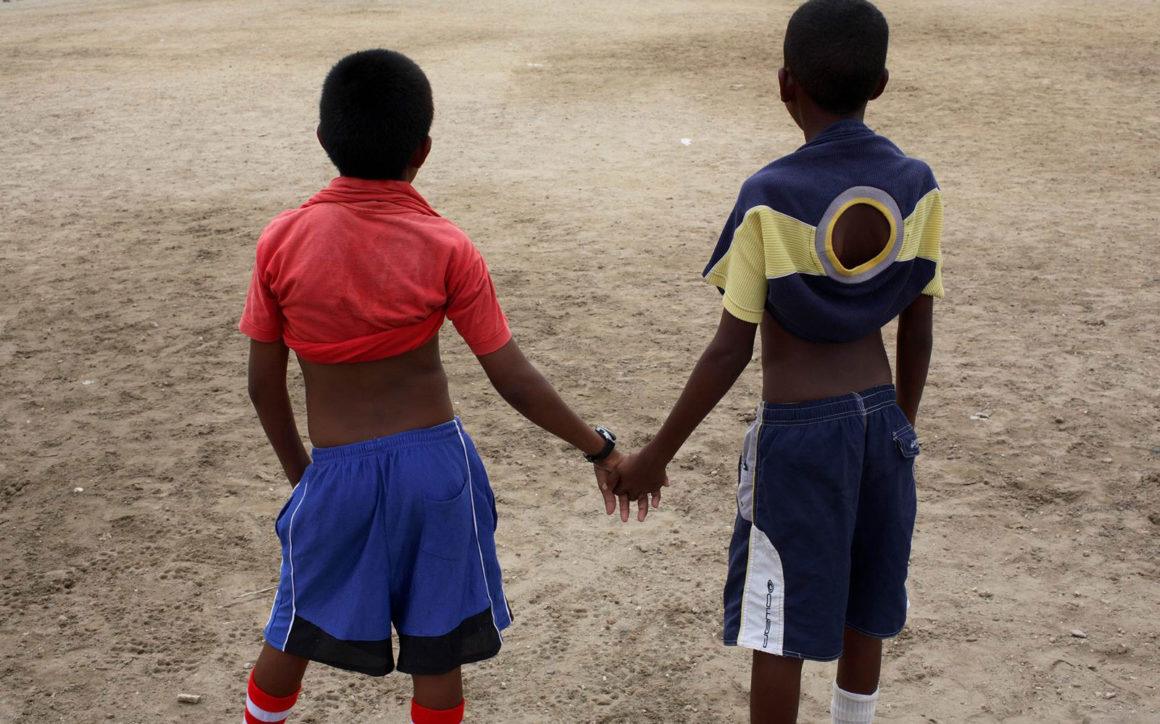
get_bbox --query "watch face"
[585,427,616,462]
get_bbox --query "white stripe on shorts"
[738,523,786,654]
[454,421,505,641]
[281,480,310,650]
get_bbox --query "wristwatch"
[583,426,617,463]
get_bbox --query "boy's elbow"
[898,327,934,348]
[247,378,277,406]
[493,371,537,409]
[247,381,264,406]
[897,330,933,367]
[707,339,754,375]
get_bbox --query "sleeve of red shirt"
[445,236,511,355]
[238,245,284,343]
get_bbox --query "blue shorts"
[264,419,511,676]
[722,385,919,661]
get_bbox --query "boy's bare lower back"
[759,316,892,403]
[297,336,457,447]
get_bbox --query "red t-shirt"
[239,178,511,363]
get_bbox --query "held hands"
[594,449,668,523]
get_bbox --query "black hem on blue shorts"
[276,606,504,677]
[281,615,395,677]
[397,607,502,676]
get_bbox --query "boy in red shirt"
[238,49,657,724]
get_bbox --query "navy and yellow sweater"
[703,119,943,343]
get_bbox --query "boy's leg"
[412,668,463,709]
[831,630,881,723]
[750,651,804,723]
[834,397,918,722]
[252,643,310,696]
[835,627,881,694]
[411,669,465,723]
[245,643,308,722]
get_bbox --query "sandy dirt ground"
[1,0,1158,721]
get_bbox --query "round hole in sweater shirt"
[831,203,892,271]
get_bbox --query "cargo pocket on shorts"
[737,418,761,522]
[893,425,920,459]
[418,475,475,561]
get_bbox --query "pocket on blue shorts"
[892,424,920,459]
[273,495,294,535]
[418,475,474,561]
[273,468,312,538]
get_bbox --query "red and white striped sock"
[411,698,465,724]
[244,671,300,723]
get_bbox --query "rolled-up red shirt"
[239,177,511,363]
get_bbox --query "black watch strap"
[583,426,617,463]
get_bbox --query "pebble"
[1104,691,1116,700]
[1071,629,1088,639]
[177,693,201,704]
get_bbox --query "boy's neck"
[797,107,867,143]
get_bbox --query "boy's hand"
[594,450,659,523]
[248,339,311,486]
[593,449,624,517]
[604,451,667,522]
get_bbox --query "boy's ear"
[409,136,433,171]
[778,67,795,103]
[868,68,889,101]
[316,125,326,151]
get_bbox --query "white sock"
[831,682,878,723]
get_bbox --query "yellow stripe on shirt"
[896,189,944,297]
[704,206,821,322]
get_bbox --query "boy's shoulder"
[256,181,472,257]
[736,126,937,224]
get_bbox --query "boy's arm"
[895,294,934,426]
[247,339,311,486]
[609,310,757,500]
[475,339,651,521]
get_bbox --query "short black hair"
[317,49,433,180]
[784,0,889,115]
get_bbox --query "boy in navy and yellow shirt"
[610,0,942,720]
